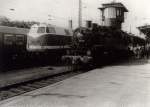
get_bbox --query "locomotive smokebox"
[86,20,92,28]
[92,23,98,30]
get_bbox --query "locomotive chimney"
[92,23,98,29]
[86,20,92,28]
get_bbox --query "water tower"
[98,2,128,29]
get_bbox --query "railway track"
[0,70,86,101]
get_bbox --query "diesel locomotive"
[27,23,72,52]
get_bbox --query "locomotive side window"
[37,27,45,33]
[47,27,55,33]
[4,34,15,45]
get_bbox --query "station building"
[98,2,128,29]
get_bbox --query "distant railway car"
[0,26,29,69]
[27,24,72,52]
[0,26,28,53]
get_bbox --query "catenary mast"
[78,0,82,28]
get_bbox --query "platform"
[0,59,150,107]
[0,66,69,88]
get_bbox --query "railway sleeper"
[19,86,35,91]
[26,84,41,88]
[0,91,16,100]
[33,82,49,86]
[9,88,28,93]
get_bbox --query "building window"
[116,9,120,17]
[116,8,123,17]
[119,9,122,16]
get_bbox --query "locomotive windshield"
[46,27,55,33]
[37,27,45,33]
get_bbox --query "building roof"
[138,25,150,38]
[99,2,128,12]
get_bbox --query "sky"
[0,0,150,38]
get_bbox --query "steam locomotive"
[62,2,146,66]
[72,25,145,57]
[62,24,146,68]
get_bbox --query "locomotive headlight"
[76,32,83,38]
[87,50,91,56]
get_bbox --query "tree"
[0,16,39,28]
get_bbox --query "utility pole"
[68,19,73,30]
[113,0,116,2]
[130,24,132,33]
[78,0,82,28]
[48,15,52,24]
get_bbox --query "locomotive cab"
[27,23,72,52]
[28,24,46,38]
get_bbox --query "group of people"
[129,44,150,59]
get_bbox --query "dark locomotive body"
[70,25,145,65]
